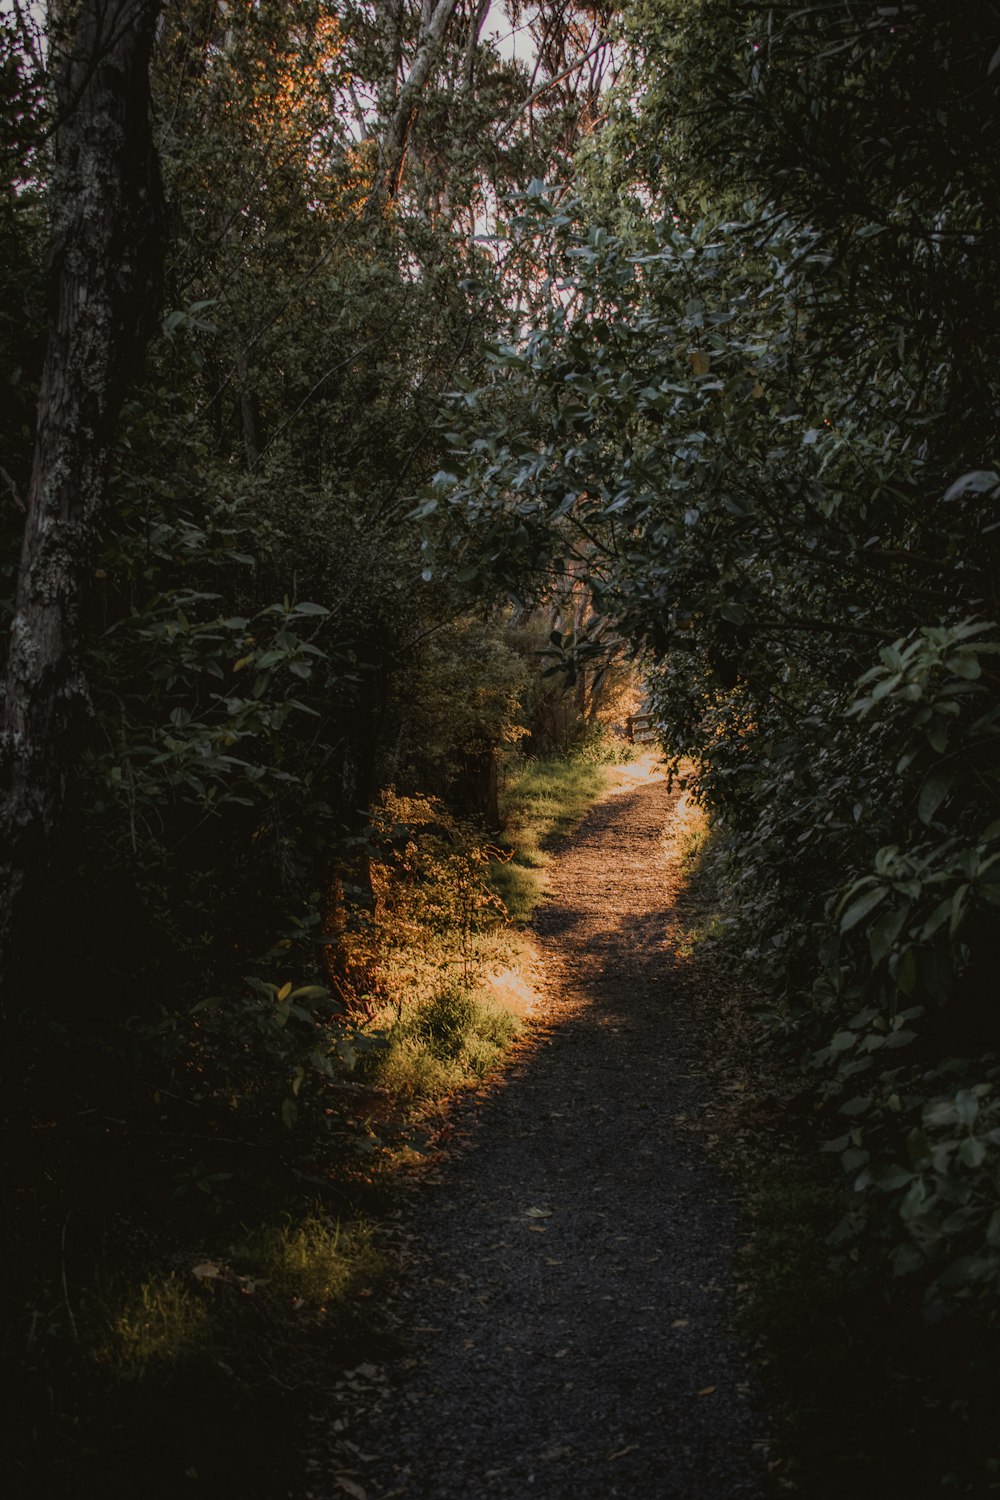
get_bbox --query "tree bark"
[0,0,166,986]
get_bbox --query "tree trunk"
[372,0,458,203]
[0,0,166,987]
[456,746,501,832]
[321,661,387,1013]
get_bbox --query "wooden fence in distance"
[626,712,659,745]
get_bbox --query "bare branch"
[502,37,608,131]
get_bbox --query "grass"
[368,979,521,1102]
[231,1215,385,1315]
[95,1213,387,1384]
[490,750,610,923]
[7,1209,393,1500]
[99,1273,211,1381]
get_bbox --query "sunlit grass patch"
[98,1273,210,1380]
[488,857,541,924]
[370,979,521,1101]
[232,1215,385,1313]
[493,752,610,922]
[96,1213,385,1382]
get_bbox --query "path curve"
[331,774,765,1499]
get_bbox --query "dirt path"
[322,772,766,1499]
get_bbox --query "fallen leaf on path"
[671,1318,689,1328]
[608,1444,639,1461]
[697,1385,718,1397]
[342,1442,377,1463]
[334,1478,367,1500]
[525,1206,552,1218]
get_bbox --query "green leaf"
[840,885,887,932]
[869,907,908,964]
[868,1163,916,1192]
[897,946,918,996]
[955,1090,980,1128]
[917,768,955,826]
[959,1137,986,1169]
[830,1030,857,1052]
[943,470,999,501]
[892,1243,924,1276]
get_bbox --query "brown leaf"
[697,1385,717,1397]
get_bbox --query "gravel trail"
[332,771,766,1500]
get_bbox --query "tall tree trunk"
[372,0,458,203]
[0,0,166,988]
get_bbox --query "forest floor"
[307,764,771,1500]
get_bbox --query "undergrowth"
[97,1214,387,1383]
[681,822,1000,1500]
[5,746,614,1497]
